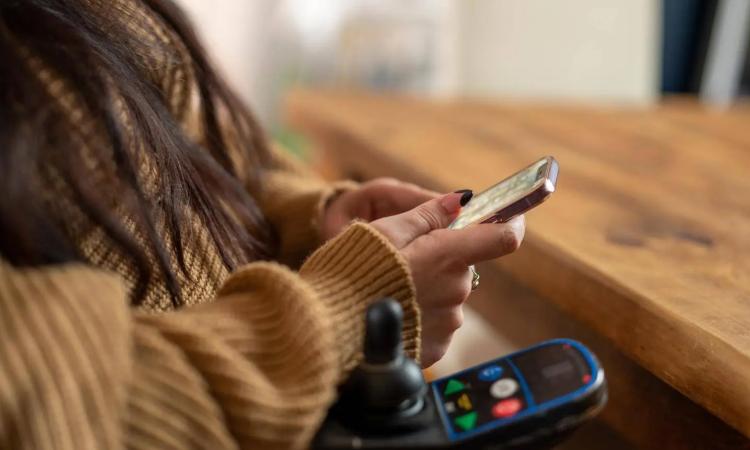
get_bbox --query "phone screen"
[449,158,550,230]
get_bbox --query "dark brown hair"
[0,0,277,306]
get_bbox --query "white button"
[444,402,456,413]
[490,378,519,399]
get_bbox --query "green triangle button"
[443,379,465,396]
[454,412,478,431]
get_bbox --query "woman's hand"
[370,193,525,368]
[321,178,440,241]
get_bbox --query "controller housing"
[314,338,607,449]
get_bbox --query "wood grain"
[284,90,750,437]
[467,263,750,450]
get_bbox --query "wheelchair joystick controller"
[313,299,608,450]
[336,299,428,431]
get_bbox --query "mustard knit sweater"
[0,1,420,449]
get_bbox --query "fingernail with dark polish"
[454,189,473,206]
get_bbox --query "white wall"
[455,0,660,104]
[176,0,661,125]
[176,0,277,115]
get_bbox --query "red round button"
[492,398,522,418]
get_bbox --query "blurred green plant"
[273,127,310,161]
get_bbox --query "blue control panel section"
[477,365,504,382]
[431,339,601,442]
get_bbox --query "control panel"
[432,339,601,442]
[312,299,607,450]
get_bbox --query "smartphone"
[449,156,559,230]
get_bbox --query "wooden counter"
[285,90,750,449]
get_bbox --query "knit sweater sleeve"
[254,145,358,267]
[0,223,420,450]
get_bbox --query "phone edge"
[489,156,559,224]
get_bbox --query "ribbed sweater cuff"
[299,222,420,376]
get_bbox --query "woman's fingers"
[420,306,464,368]
[371,193,464,248]
[363,179,440,218]
[433,215,526,265]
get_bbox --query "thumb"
[371,192,469,248]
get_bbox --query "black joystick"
[337,299,429,432]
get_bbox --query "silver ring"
[469,265,480,291]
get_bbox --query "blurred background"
[173,0,750,377]
[177,0,749,145]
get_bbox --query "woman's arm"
[254,145,359,267]
[0,223,418,450]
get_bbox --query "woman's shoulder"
[0,258,127,295]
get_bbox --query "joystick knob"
[364,298,403,364]
[338,299,428,430]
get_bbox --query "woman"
[0,0,524,449]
